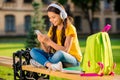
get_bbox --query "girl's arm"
[45,35,73,53]
[40,42,50,53]
[37,34,50,53]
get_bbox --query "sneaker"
[30,59,44,68]
[50,62,63,71]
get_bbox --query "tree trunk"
[87,9,93,34]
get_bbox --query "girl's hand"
[37,34,51,45]
[37,34,44,42]
[42,35,51,45]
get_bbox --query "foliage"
[58,0,67,5]
[71,0,99,34]
[71,0,99,12]
[25,1,46,49]
[25,28,37,49]
[32,1,46,31]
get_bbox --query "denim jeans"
[30,48,80,67]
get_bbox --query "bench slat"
[0,56,13,60]
[0,56,13,68]
[0,62,12,68]
[22,65,120,80]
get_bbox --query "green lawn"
[0,38,25,80]
[0,38,120,80]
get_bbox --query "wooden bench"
[0,56,13,68]
[0,56,120,80]
[0,56,20,68]
[22,65,120,80]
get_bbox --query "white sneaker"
[30,59,44,68]
[50,62,63,71]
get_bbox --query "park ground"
[0,36,120,80]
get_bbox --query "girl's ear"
[48,3,67,20]
[60,10,67,20]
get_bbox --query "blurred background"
[0,0,120,36]
[0,0,120,80]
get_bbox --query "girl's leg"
[48,50,79,66]
[30,48,51,66]
[30,48,63,71]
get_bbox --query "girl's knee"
[54,50,65,57]
[30,48,37,56]
[56,50,64,54]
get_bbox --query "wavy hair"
[47,3,67,52]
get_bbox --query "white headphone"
[48,3,67,20]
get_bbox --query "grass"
[0,38,120,80]
[0,38,26,57]
[0,66,14,80]
[0,43,25,57]
[0,38,25,80]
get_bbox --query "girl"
[30,2,82,71]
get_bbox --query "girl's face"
[48,12,62,26]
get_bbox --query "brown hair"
[47,3,67,52]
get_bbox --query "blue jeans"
[30,48,79,67]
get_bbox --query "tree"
[114,0,120,14]
[71,0,99,34]
[25,1,46,48]
[58,0,67,5]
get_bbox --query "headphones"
[48,3,67,20]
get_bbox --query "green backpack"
[82,32,115,75]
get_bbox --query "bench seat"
[22,65,120,80]
[0,56,13,68]
[0,56,120,80]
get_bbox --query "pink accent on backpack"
[102,24,111,32]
